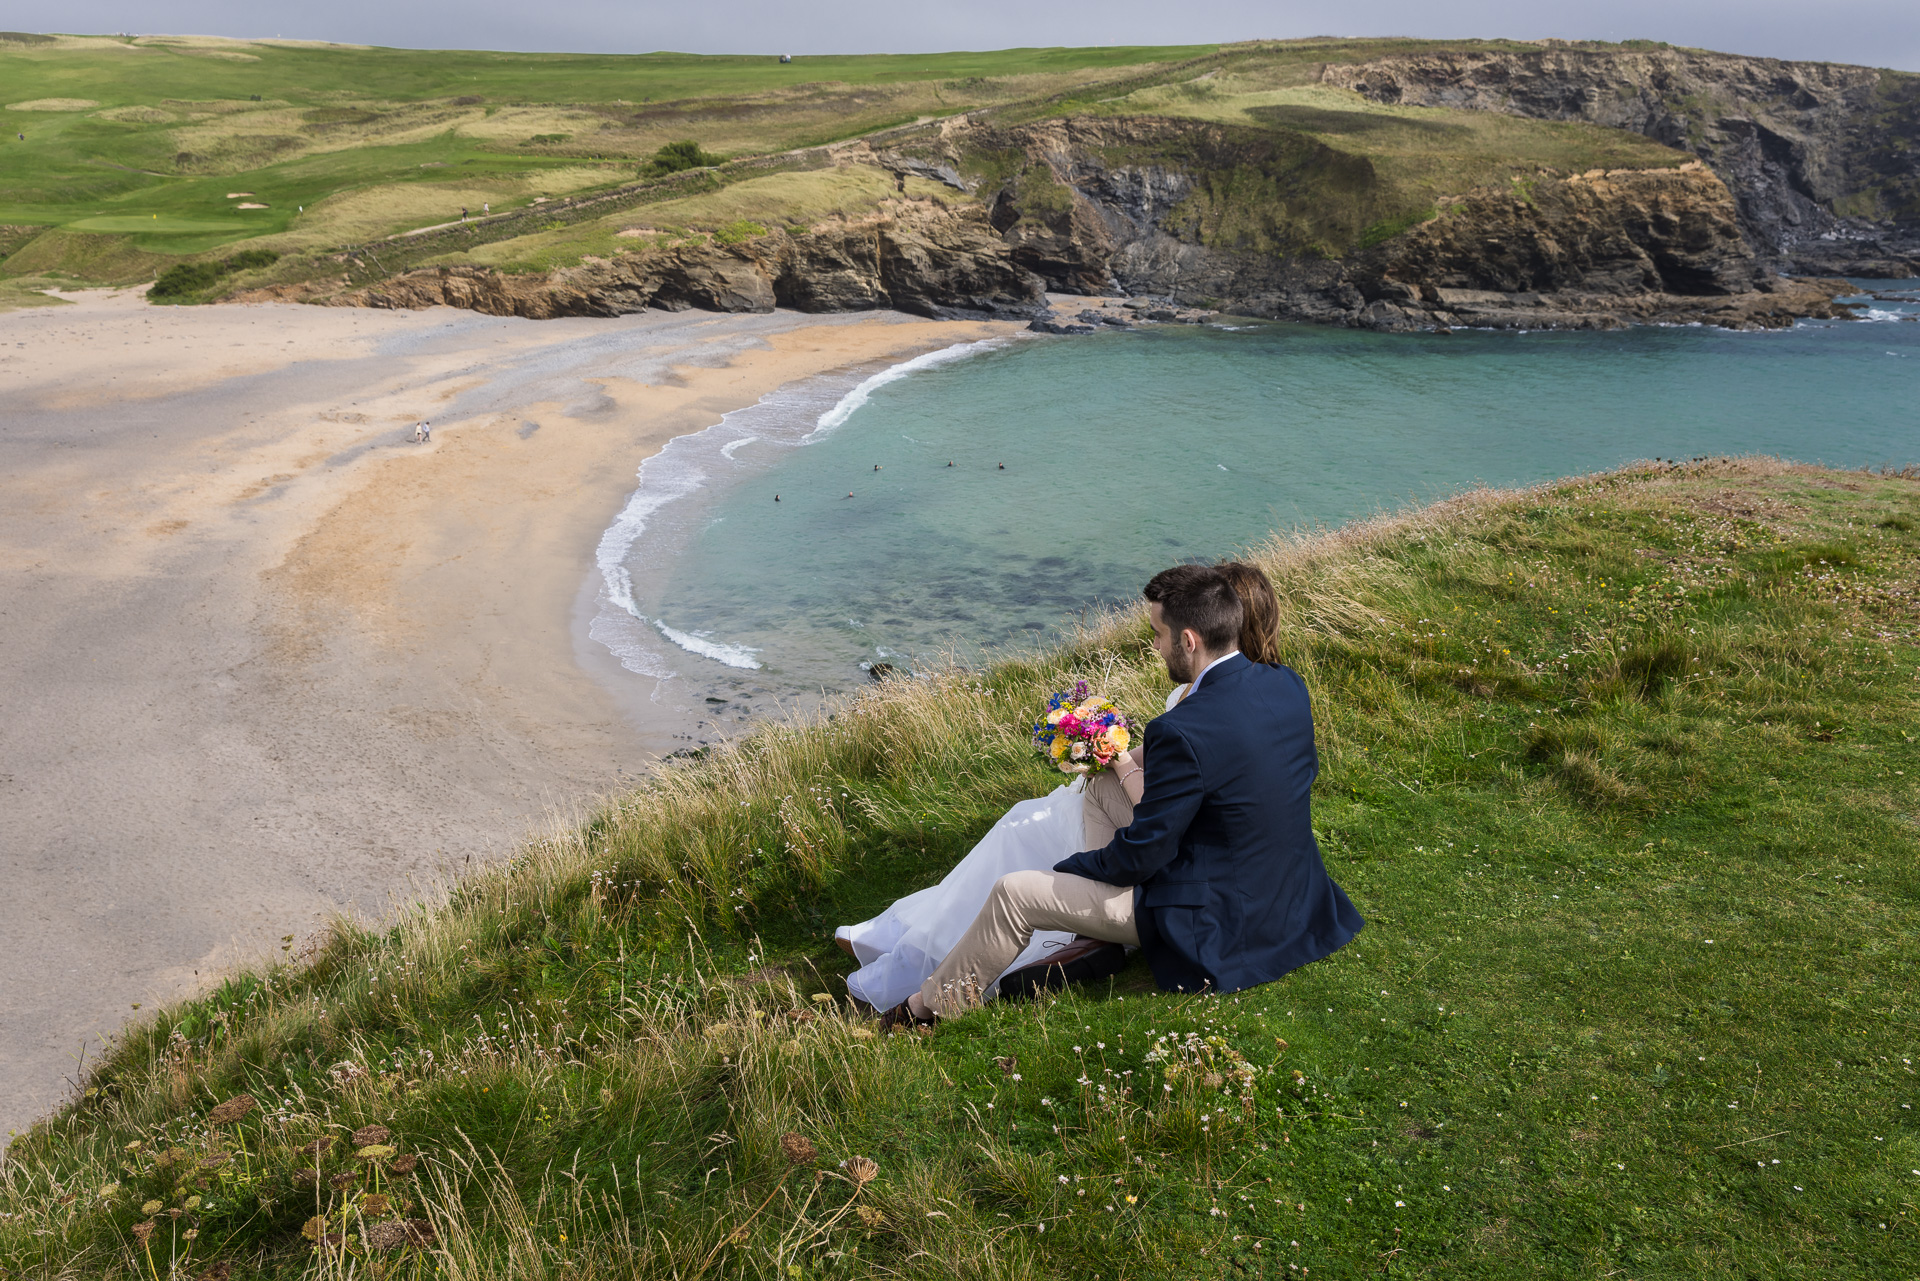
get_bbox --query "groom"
[888,564,1364,1026]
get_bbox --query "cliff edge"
[1320,45,1920,277]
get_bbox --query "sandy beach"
[0,289,1024,1138]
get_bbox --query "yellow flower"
[1109,727,1130,750]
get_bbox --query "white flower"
[1395,1200,1405,1208]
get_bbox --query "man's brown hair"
[1143,564,1243,653]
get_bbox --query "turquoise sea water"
[592,287,1919,706]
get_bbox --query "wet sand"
[0,289,1023,1138]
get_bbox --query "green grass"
[0,36,1214,259]
[5,459,1917,1279]
[0,36,1733,291]
[0,275,69,310]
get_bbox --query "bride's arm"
[1115,746,1146,805]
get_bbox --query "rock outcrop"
[1319,46,1920,276]
[311,201,1046,321]
[272,106,1867,333]
[928,116,1855,330]
[1345,164,1857,330]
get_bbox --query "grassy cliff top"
[0,36,1750,291]
[5,459,1917,1278]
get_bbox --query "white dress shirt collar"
[1186,649,1241,696]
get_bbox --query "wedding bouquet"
[1031,679,1135,775]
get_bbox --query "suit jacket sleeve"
[1054,717,1205,887]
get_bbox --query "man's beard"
[1163,646,1196,685]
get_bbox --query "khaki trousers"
[918,870,1139,1016]
[1081,768,1136,851]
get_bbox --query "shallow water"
[596,285,1920,705]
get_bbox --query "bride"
[835,563,1283,1009]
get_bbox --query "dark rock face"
[1319,48,1920,276]
[338,203,1046,321]
[1361,166,1759,297]
[940,116,1829,331]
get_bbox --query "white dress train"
[837,779,1087,1010]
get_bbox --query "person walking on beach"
[414,421,431,443]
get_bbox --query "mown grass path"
[4,459,1915,1279]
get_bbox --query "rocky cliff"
[286,98,1869,333]
[921,116,1855,330]
[306,201,1044,321]
[1347,162,1857,331]
[1319,46,1920,276]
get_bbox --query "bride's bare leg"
[915,870,1138,1018]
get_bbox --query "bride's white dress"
[836,685,1183,1011]
[837,778,1088,1010]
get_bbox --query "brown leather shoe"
[834,934,855,957]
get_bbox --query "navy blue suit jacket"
[1054,654,1363,994]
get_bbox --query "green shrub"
[226,248,279,272]
[148,261,227,300]
[147,249,281,303]
[645,139,724,176]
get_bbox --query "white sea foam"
[803,340,1001,442]
[589,337,1000,679]
[587,608,676,683]
[652,618,762,669]
[594,457,707,619]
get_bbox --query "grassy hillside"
[0,35,1709,295]
[5,459,1916,1279]
[0,35,1212,274]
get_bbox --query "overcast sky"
[15,1,1920,72]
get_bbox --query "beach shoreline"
[0,288,1025,1138]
